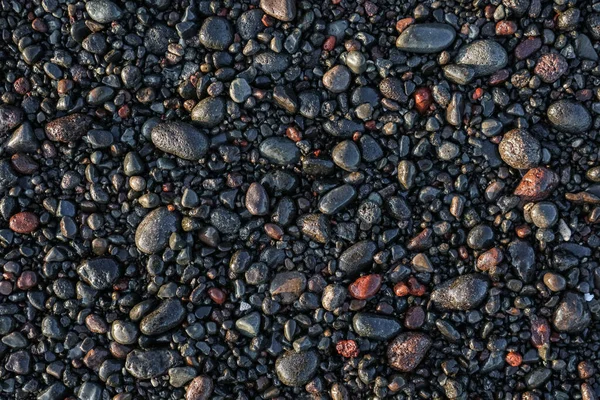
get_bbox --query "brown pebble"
[186,376,214,400]
[264,223,284,240]
[45,113,92,143]
[17,271,38,290]
[578,361,595,380]
[83,348,109,370]
[403,306,425,329]
[348,274,382,300]
[85,314,108,334]
[477,248,503,271]
[514,167,559,201]
[514,37,542,60]
[13,77,31,94]
[11,153,38,174]
[387,332,432,372]
[534,53,568,83]
[530,317,550,348]
[9,211,40,234]
[414,87,432,114]
[208,287,226,305]
[395,17,415,33]
[496,21,517,35]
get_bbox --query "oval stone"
[275,350,319,386]
[547,100,592,134]
[151,121,209,161]
[396,23,456,53]
[135,207,179,254]
[455,40,508,76]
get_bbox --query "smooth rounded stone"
[191,97,226,128]
[297,213,330,243]
[270,272,306,304]
[38,384,67,400]
[514,37,542,60]
[553,292,591,333]
[253,52,290,74]
[431,274,490,311]
[140,299,186,335]
[332,140,361,171]
[260,0,296,21]
[467,224,495,250]
[481,119,503,137]
[514,167,559,201]
[455,40,508,77]
[125,349,180,379]
[395,23,456,53]
[321,284,347,311]
[387,332,432,372]
[323,118,364,137]
[498,129,541,169]
[323,65,351,93]
[237,9,264,40]
[135,207,179,254]
[345,51,366,74]
[275,350,319,386]
[235,311,261,337]
[145,24,177,55]
[229,78,252,103]
[318,184,357,215]
[379,77,407,102]
[352,313,401,340]
[261,170,299,194]
[534,53,568,83]
[359,135,383,162]
[199,17,233,50]
[77,258,121,290]
[530,202,558,228]
[273,86,299,113]
[547,100,592,134]
[437,141,460,161]
[0,105,23,136]
[543,272,566,292]
[82,33,108,54]
[508,240,536,283]
[111,320,139,345]
[443,64,475,85]
[349,274,382,299]
[151,121,208,161]
[245,182,269,216]
[259,137,300,165]
[338,240,377,275]
[9,211,39,234]
[85,0,122,23]
[45,114,92,143]
[42,316,66,340]
[186,376,214,400]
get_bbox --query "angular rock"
[45,114,92,143]
[297,213,330,243]
[396,23,456,53]
[0,105,23,137]
[151,121,209,161]
[514,168,559,201]
[78,258,121,290]
[508,240,536,283]
[235,312,261,337]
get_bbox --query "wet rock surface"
[1,0,600,398]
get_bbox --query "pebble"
[395,23,456,53]
[318,184,357,215]
[338,240,377,275]
[352,313,401,340]
[547,100,592,134]
[514,37,542,60]
[144,25,177,55]
[0,105,23,136]
[140,299,186,335]
[151,121,209,161]
[9,211,39,234]
[270,272,306,304]
[297,213,330,243]
[85,0,122,23]
[508,240,536,283]
[235,312,262,337]
[45,114,93,143]
[332,140,361,171]
[229,78,252,103]
[498,129,541,169]
[455,40,508,76]
[275,350,319,386]
[466,224,495,250]
[186,376,214,400]
[514,168,559,201]
[323,65,351,94]
[534,53,568,83]
[379,77,407,102]
[260,0,297,22]
[245,182,269,216]
[259,137,300,165]
[191,97,226,128]
[348,274,382,300]
[553,292,591,333]
[135,207,179,254]
[77,258,121,290]
[387,333,432,372]
[125,349,180,379]
[530,202,558,228]
[199,17,234,51]
[431,274,490,311]
[321,284,347,311]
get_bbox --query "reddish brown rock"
[506,351,523,367]
[208,287,226,305]
[414,87,432,114]
[530,317,550,348]
[186,376,214,400]
[514,167,559,201]
[387,332,432,372]
[9,212,39,234]
[395,17,415,33]
[496,21,517,35]
[17,271,37,290]
[45,113,92,143]
[514,37,542,60]
[85,314,108,334]
[404,306,425,329]
[534,53,568,83]
[336,339,359,358]
[349,274,382,300]
[477,248,504,271]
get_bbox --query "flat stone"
[396,23,456,53]
[270,272,306,304]
[199,17,233,50]
[318,184,357,215]
[387,332,432,372]
[235,312,261,337]
[260,0,296,21]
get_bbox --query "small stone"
[431,274,490,311]
[467,224,495,250]
[455,40,508,76]
[323,65,351,94]
[245,182,269,216]
[297,213,330,243]
[191,97,226,128]
[499,129,541,169]
[135,207,179,254]
[530,202,558,228]
[332,140,361,171]
[387,332,432,372]
[508,240,536,283]
[85,0,122,23]
[186,376,214,400]
[151,121,209,161]
[77,258,121,290]
[318,184,357,215]
[443,64,475,85]
[547,100,592,134]
[321,284,347,311]
[270,272,306,304]
[349,274,382,300]
[0,105,23,137]
[9,211,39,234]
[275,350,319,386]
[199,17,233,50]
[230,78,252,103]
[514,37,542,60]
[111,320,139,345]
[395,23,456,53]
[379,77,407,103]
[45,114,92,143]
[140,299,186,335]
[82,33,108,55]
[235,312,261,337]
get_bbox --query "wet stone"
[499,129,541,169]
[85,0,122,23]
[530,202,558,228]
[387,333,432,372]
[534,53,568,83]
[260,0,296,21]
[151,121,209,161]
[9,212,39,234]
[186,376,214,400]
[352,313,401,340]
[455,40,508,76]
[547,100,592,134]
[77,258,121,290]
[245,182,269,216]
[508,240,536,283]
[395,23,456,53]
[0,105,23,137]
[323,65,351,94]
[332,140,361,171]
[6,351,31,375]
[140,299,186,335]
[135,207,179,254]
[297,213,330,243]
[210,208,241,235]
[514,37,542,60]
[338,240,377,276]
[275,350,319,386]
[431,274,490,311]
[270,272,306,304]
[199,17,234,51]
[259,137,300,165]
[318,184,357,215]
[125,349,180,379]
[145,25,177,55]
[514,168,559,201]
[191,97,226,128]
[467,224,495,250]
[553,292,591,333]
[235,312,261,337]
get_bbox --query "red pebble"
[414,87,432,114]
[349,274,382,300]
[336,340,359,358]
[208,287,226,304]
[323,36,336,51]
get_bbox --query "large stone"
[547,100,592,134]
[455,40,508,76]
[275,350,319,386]
[125,349,180,379]
[396,23,456,53]
[151,121,209,161]
[78,258,121,290]
[135,207,179,254]
[431,274,490,311]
